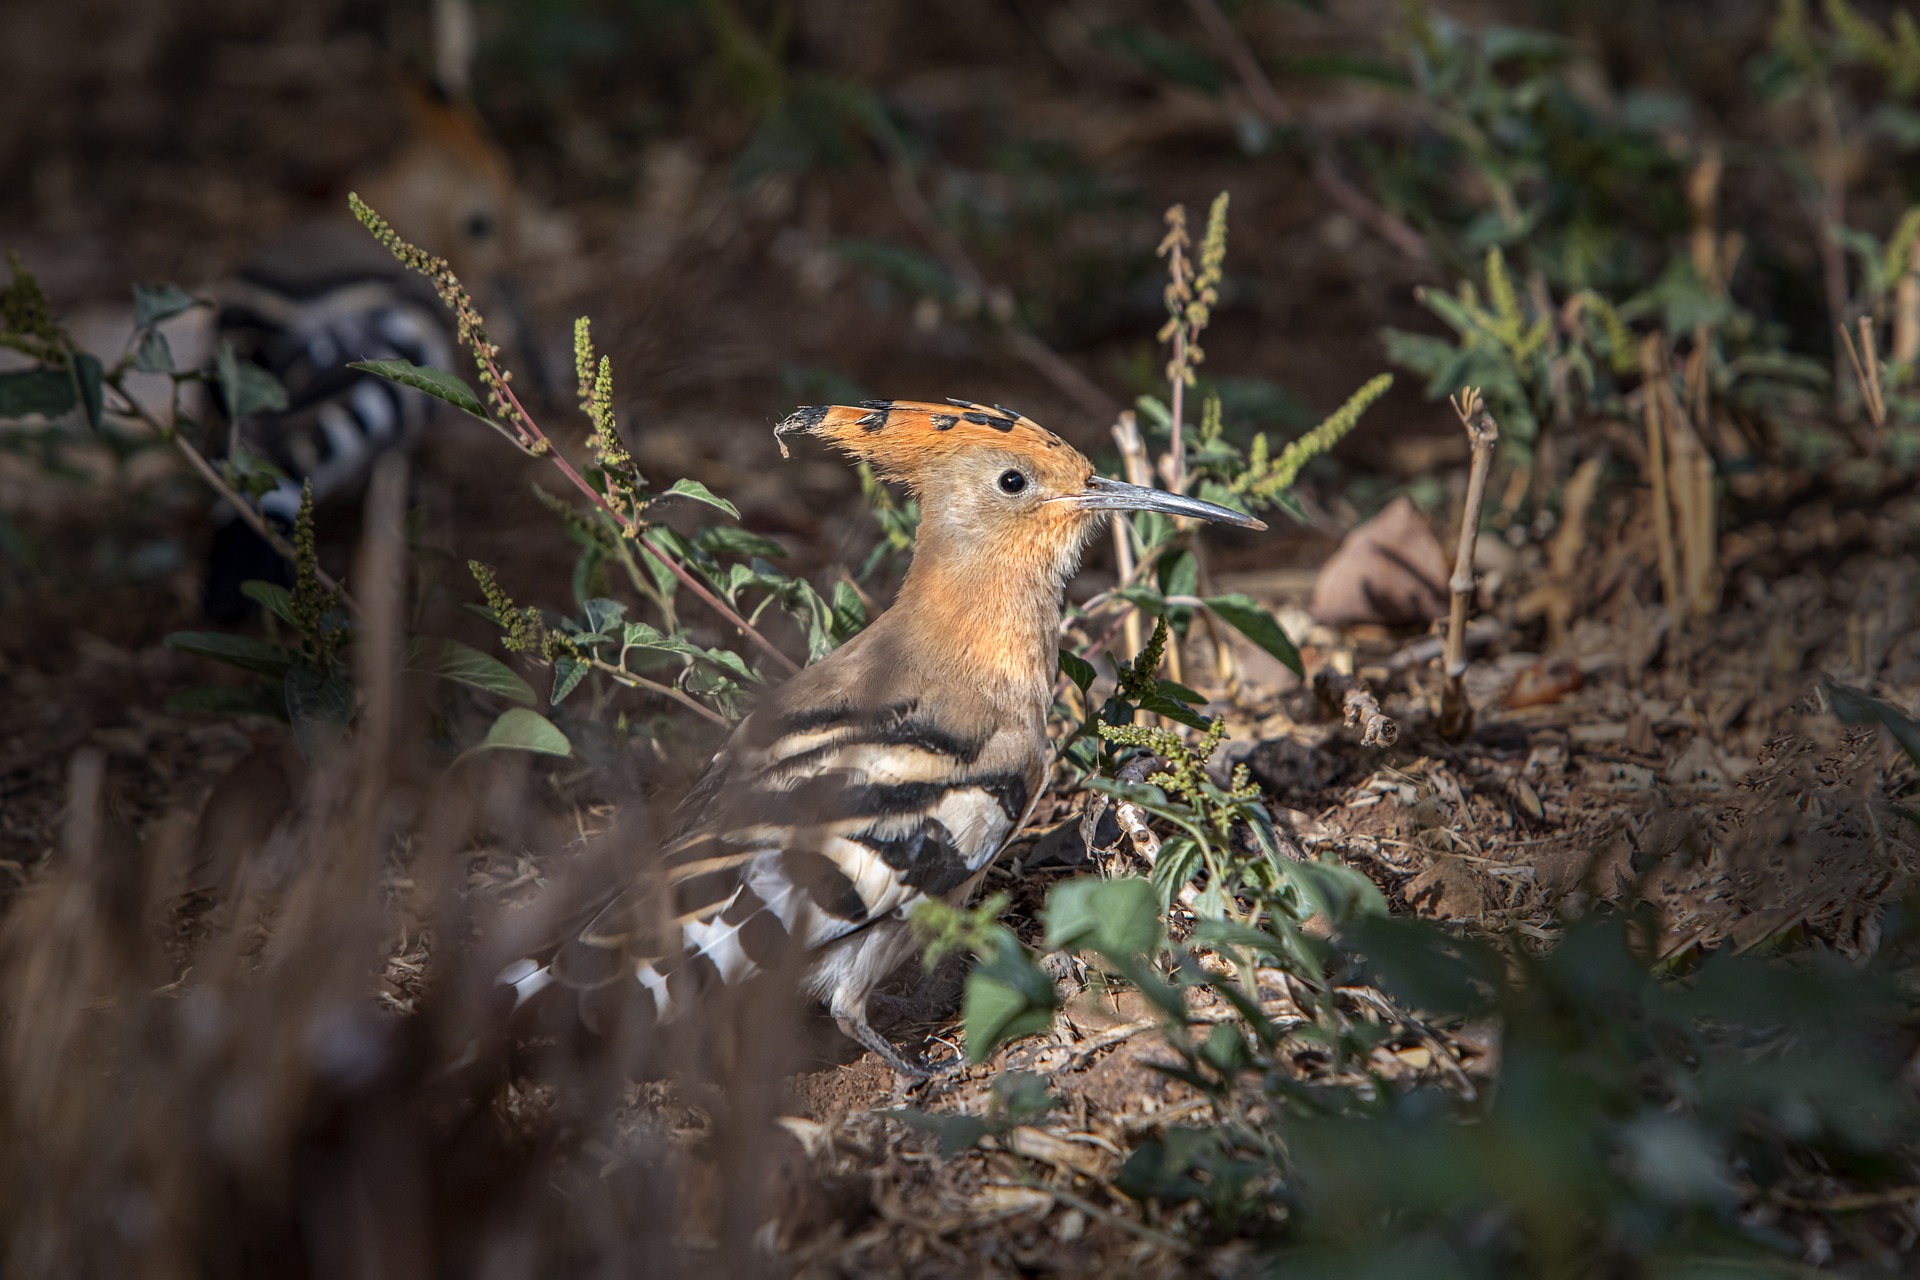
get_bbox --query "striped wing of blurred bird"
[508,400,1266,1075]
[203,82,535,620]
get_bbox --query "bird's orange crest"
[775,399,1077,480]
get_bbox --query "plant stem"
[1636,338,1683,621]
[481,354,800,675]
[106,376,360,614]
[1439,387,1498,740]
[587,655,730,727]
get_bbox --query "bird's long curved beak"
[1064,475,1267,531]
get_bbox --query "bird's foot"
[836,1011,931,1087]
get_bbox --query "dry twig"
[1439,388,1499,739]
[1839,316,1888,430]
[1314,672,1399,747]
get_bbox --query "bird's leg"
[835,1006,930,1082]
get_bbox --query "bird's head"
[776,399,1264,588]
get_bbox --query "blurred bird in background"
[203,5,546,620]
[504,400,1266,1076]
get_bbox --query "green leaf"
[693,526,788,560]
[1059,649,1097,693]
[962,938,1058,1063]
[0,368,77,419]
[1045,876,1165,958]
[580,597,627,637]
[73,353,104,431]
[284,665,354,758]
[659,478,741,519]
[133,328,173,374]
[240,580,299,628]
[346,358,485,422]
[164,630,296,678]
[551,656,589,706]
[1154,677,1207,705]
[166,685,287,719]
[218,342,289,418]
[406,635,537,705]
[480,707,573,757]
[1137,692,1213,730]
[1284,858,1389,924]
[1203,594,1303,677]
[133,283,201,329]
[829,578,867,640]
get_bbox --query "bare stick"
[1438,388,1498,740]
[587,655,731,728]
[1313,671,1399,747]
[1185,0,1431,267]
[1839,317,1887,430]
[105,377,360,614]
[1110,412,1151,661]
[1895,237,1920,366]
[1637,337,1682,620]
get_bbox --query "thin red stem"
[485,361,801,675]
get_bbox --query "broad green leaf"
[1045,876,1165,958]
[1154,677,1208,705]
[1137,691,1212,730]
[166,685,286,719]
[1157,547,1198,600]
[133,283,201,329]
[284,665,354,758]
[694,526,787,560]
[164,630,296,678]
[217,342,289,418]
[133,328,173,373]
[1058,649,1097,693]
[659,478,740,519]
[1203,593,1303,677]
[829,578,867,639]
[580,597,627,637]
[962,939,1058,1063]
[1148,836,1205,909]
[346,358,486,422]
[240,580,298,628]
[1284,857,1389,923]
[550,656,589,706]
[0,368,77,419]
[480,707,573,757]
[406,635,537,705]
[73,353,104,431]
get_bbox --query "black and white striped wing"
[217,271,454,521]
[548,700,1041,1020]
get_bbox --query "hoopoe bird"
[203,80,540,620]
[504,399,1265,1075]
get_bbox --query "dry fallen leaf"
[1311,496,1452,626]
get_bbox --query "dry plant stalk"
[1637,339,1719,620]
[1438,388,1499,740]
[1109,411,1151,661]
[1637,336,1684,618]
[1895,236,1920,366]
[1312,671,1399,747]
[1839,317,1889,430]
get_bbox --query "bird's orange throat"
[891,512,1097,709]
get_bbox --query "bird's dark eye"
[997,469,1028,495]
[465,211,495,240]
